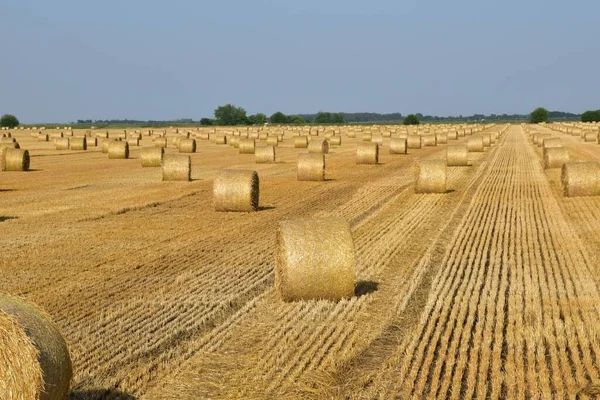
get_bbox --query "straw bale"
[415,160,447,193]
[2,149,30,171]
[255,146,276,163]
[162,154,191,181]
[446,145,468,166]
[294,136,309,148]
[297,153,325,181]
[561,161,600,197]
[543,147,569,169]
[308,139,329,154]
[389,138,407,154]
[356,143,379,164]
[141,147,164,167]
[178,138,196,153]
[70,137,87,151]
[239,139,256,154]
[108,141,129,159]
[407,135,422,149]
[213,169,259,212]
[467,136,484,152]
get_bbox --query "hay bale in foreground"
[2,149,30,171]
[584,132,598,143]
[482,133,491,147]
[297,153,325,181]
[162,154,191,181]
[561,161,600,197]
[141,147,164,167]
[294,136,308,148]
[448,130,458,140]
[389,138,407,154]
[415,160,447,193]
[0,295,72,400]
[178,138,197,153]
[255,146,276,163]
[467,136,484,152]
[55,138,70,150]
[329,136,341,146]
[446,145,468,166]
[70,137,87,151]
[356,143,379,164]
[436,132,448,144]
[308,139,329,154]
[108,141,129,159]
[543,137,562,149]
[543,147,569,169]
[276,217,355,301]
[266,136,278,146]
[229,136,240,148]
[239,139,256,154]
[362,132,372,142]
[213,169,259,212]
[407,135,422,149]
[421,134,437,147]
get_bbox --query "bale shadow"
[0,216,18,222]
[69,389,136,400]
[258,206,276,211]
[324,178,336,182]
[355,280,379,297]
[0,189,16,192]
[445,189,456,194]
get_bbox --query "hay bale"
[266,136,279,146]
[543,147,569,169]
[259,132,268,141]
[216,135,228,145]
[70,137,87,151]
[561,162,600,197]
[239,139,256,154]
[362,132,372,141]
[543,137,562,149]
[467,136,484,152]
[2,149,30,171]
[275,217,355,301]
[407,135,422,149]
[537,134,552,147]
[178,138,197,153]
[297,153,325,181]
[382,131,392,138]
[127,138,140,147]
[397,131,408,139]
[141,147,164,168]
[436,132,448,144]
[482,133,491,147]
[415,160,447,194]
[446,145,468,166]
[108,141,129,159]
[448,130,458,140]
[329,136,341,146]
[421,134,437,147]
[584,132,598,143]
[0,295,72,400]
[255,146,276,163]
[100,139,115,153]
[308,139,329,154]
[153,137,167,148]
[162,154,191,181]
[389,138,407,154]
[230,136,240,148]
[213,169,259,212]
[294,136,309,148]
[38,133,49,142]
[356,143,379,164]
[55,138,70,150]
[347,130,356,138]
[371,135,383,146]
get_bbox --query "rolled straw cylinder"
[178,138,197,153]
[382,131,392,138]
[266,136,278,146]
[255,146,276,163]
[446,145,469,167]
[216,135,228,145]
[346,130,356,138]
[397,131,408,139]
[467,136,484,152]
[538,134,552,147]
[421,134,437,147]
[162,154,191,181]
[276,217,355,301]
[0,295,73,400]
[141,147,164,167]
[297,153,325,181]
[294,136,309,148]
[239,138,256,154]
[543,147,569,169]
[362,132,372,141]
[55,138,70,150]
[230,136,240,148]
[371,135,383,146]
[448,130,458,140]
[415,160,447,194]
[308,139,329,154]
[482,133,491,147]
[356,143,379,164]
[436,132,448,144]
[153,137,167,148]
[389,138,407,154]
[127,138,140,147]
[2,149,30,171]
[259,132,268,141]
[543,138,562,149]
[407,135,422,149]
[561,162,600,197]
[213,169,259,212]
[329,136,341,146]
[585,132,598,143]
[70,137,87,151]
[108,141,129,159]
[101,139,117,153]
[38,133,49,142]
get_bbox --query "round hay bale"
[407,135,422,149]
[266,136,278,146]
[96,132,109,139]
[324,132,333,140]
[482,133,491,147]
[436,132,448,144]
[585,132,598,143]
[216,135,228,145]
[415,160,447,194]
[297,153,325,181]
[397,131,408,139]
[371,135,383,146]
[141,147,164,168]
[308,139,329,154]
[100,139,116,153]
[239,139,256,154]
[347,130,356,138]
[329,136,341,146]
[55,138,70,150]
[2,149,30,171]
[249,132,260,139]
[421,134,437,147]
[87,137,98,147]
[294,136,309,148]
[446,145,468,166]
[543,147,569,169]
[467,136,484,152]
[543,137,562,149]
[255,146,276,163]
[447,130,458,140]
[38,133,49,142]
[70,137,87,151]
[382,131,392,138]
[178,138,197,153]
[275,217,355,301]
[162,154,191,181]
[362,132,372,141]
[0,141,20,150]
[127,138,140,147]
[0,295,72,400]
[356,143,379,164]
[389,138,407,154]
[537,134,552,147]
[213,169,259,212]
[154,137,167,148]
[561,162,600,197]
[108,141,129,159]
[229,136,240,148]
[259,132,268,141]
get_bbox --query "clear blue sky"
[1,0,599,123]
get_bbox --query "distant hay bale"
[407,135,422,149]
[2,149,30,171]
[275,217,355,301]
[249,132,260,139]
[171,137,181,148]
[446,145,468,166]
[178,138,197,153]
[397,131,408,139]
[436,132,448,144]
[213,169,259,212]
[382,131,392,138]
[482,133,491,147]
[448,130,458,140]
[108,141,129,159]
[96,132,109,139]
[259,132,268,141]
[0,137,16,144]
[543,147,569,169]
[584,132,598,143]
[101,139,117,153]
[229,136,240,148]
[239,139,256,154]
[371,134,383,146]
[55,138,70,150]
[153,137,167,148]
[415,160,447,194]
[421,134,437,147]
[0,295,72,400]
[38,133,49,142]
[329,136,341,146]
[297,153,325,181]
[347,131,356,138]
[356,143,379,164]
[467,136,484,152]
[141,147,164,167]
[324,132,333,140]
[362,132,372,141]
[266,136,278,146]
[255,146,276,163]
[543,138,562,149]
[127,138,140,147]
[216,135,228,145]
[538,134,552,147]
[561,161,600,197]
[70,137,87,151]
[389,138,407,154]
[294,136,309,148]
[308,139,329,154]
[162,154,191,181]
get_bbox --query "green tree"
[291,116,307,124]
[403,114,419,125]
[314,111,332,124]
[214,104,247,125]
[199,118,214,126]
[0,114,19,128]
[270,111,289,124]
[529,107,549,124]
[248,113,267,125]
[332,113,345,123]
[581,110,600,123]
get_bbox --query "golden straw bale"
[329,136,341,146]
[213,169,259,212]
[141,147,164,167]
[447,130,458,140]
[543,147,569,169]
[266,136,278,146]
[2,149,30,171]
[389,138,407,154]
[294,136,309,148]
[542,137,561,149]
[308,139,329,154]
[415,160,447,193]
[229,136,240,148]
[421,134,437,147]
[371,134,383,146]
[255,146,276,163]
[276,217,355,301]
[362,132,372,141]
[38,133,49,142]
[178,138,197,153]
[127,138,140,147]
[162,154,191,181]
[382,131,392,138]
[108,141,129,159]
[239,138,256,154]
[467,136,484,152]
[356,143,379,164]
[297,153,325,181]
[585,132,598,143]
[407,135,422,149]
[70,137,87,151]
[436,132,448,144]
[259,132,268,141]
[537,133,552,147]
[446,145,468,166]
[55,138,70,150]
[561,161,600,197]
[346,130,356,138]
[216,135,228,145]
[153,137,167,148]
[482,133,491,147]
[249,132,260,139]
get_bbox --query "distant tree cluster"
[0,114,19,128]
[403,114,420,125]
[530,107,549,124]
[581,110,600,123]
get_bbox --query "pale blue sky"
[1,0,599,123]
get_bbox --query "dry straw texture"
[213,169,259,212]
[255,146,276,164]
[389,138,407,154]
[543,147,569,169]
[266,136,278,146]
[448,130,458,140]
[446,145,468,166]
[537,134,552,147]
[371,135,383,146]
[362,132,372,141]
[407,135,422,149]
[308,139,329,154]
[216,135,227,145]
[347,130,356,138]
[421,134,437,147]
[397,131,408,139]
[0,295,72,400]
[561,161,600,197]
[482,133,491,147]
[542,138,562,149]
[162,154,191,181]
[329,136,341,146]
[101,139,115,153]
[50,132,64,139]
[229,136,240,148]
[108,141,129,159]
[153,137,167,148]
[467,136,484,152]
[584,132,598,143]
[294,136,309,148]
[275,217,356,301]
[259,132,268,141]
[141,147,164,168]
[415,159,447,193]
[239,139,256,154]
[436,132,448,144]
[127,138,140,147]
[55,138,70,150]
[297,153,325,181]
[70,137,87,151]
[38,133,49,142]
[356,143,379,164]
[3,149,30,171]
[178,139,197,153]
